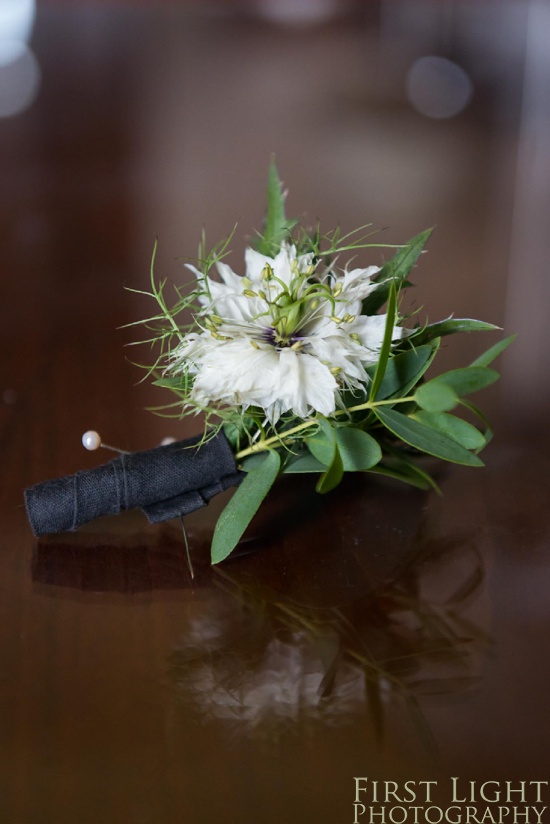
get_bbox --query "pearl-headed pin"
[81,431,128,454]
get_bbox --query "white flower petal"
[216,261,243,290]
[245,243,314,288]
[336,265,380,303]
[203,278,269,325]
[191,340,281,407]
[185,263,204,281]
[305,332,367,384]
[274,349,337,419]
[244,247,274,282]
[351,314,403,364]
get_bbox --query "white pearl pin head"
[81,431,128,455]
[82,430,102,451]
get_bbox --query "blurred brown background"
[1,3,550,823]
[2,0,549,449]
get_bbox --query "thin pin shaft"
[180,515,195,580]
[100,443,130,455]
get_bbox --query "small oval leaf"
[415,381,458,412]
[335,427,382,470]
[307,423,335,467]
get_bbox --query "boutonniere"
[25,162,513,566]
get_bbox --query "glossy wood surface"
[1,5,549,822]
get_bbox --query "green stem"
[235,395,416,460]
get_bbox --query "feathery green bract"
[255,160,298,257]
[363,228,432,314]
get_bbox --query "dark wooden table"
[1,5,549,822]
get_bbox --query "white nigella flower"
[170,243,403,423]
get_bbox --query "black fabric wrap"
[24,431,243,538]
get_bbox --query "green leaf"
[368,461,437,491]
[307,419,344,493]
[415,381,459,412]
[459,399,494,446]
[255,160,297,257]
[284,429,381,473]
[434,366,499,396]
[211,450,280,564]
[282,452,326,473]
[317,449,344,493]
[470,334,516,367]
[381,443,441,491]
[374,407,484,467]
[239,452,272,472]
[408,318,500,346]
[307,420,335,466]
[362,228,432,314]
[364,343,434,401]
[412,411,486,450]
[369,281,397,401]
[335,427,382,470]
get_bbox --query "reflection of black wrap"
[24,432,243,538]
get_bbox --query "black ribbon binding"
[25,431,243,538]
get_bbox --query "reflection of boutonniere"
[168,532,488,744]
[25,162,513,565]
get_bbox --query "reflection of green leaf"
[211,450,280,564]
[363,228,432,314]
[406,676,481,695]
[409,318,500,346]
[374,407,483,467]
[447,564,485,605]
[412,411,485,450]
[365,672,384,744]
[415,381,458,412]
[335,427,382,470]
